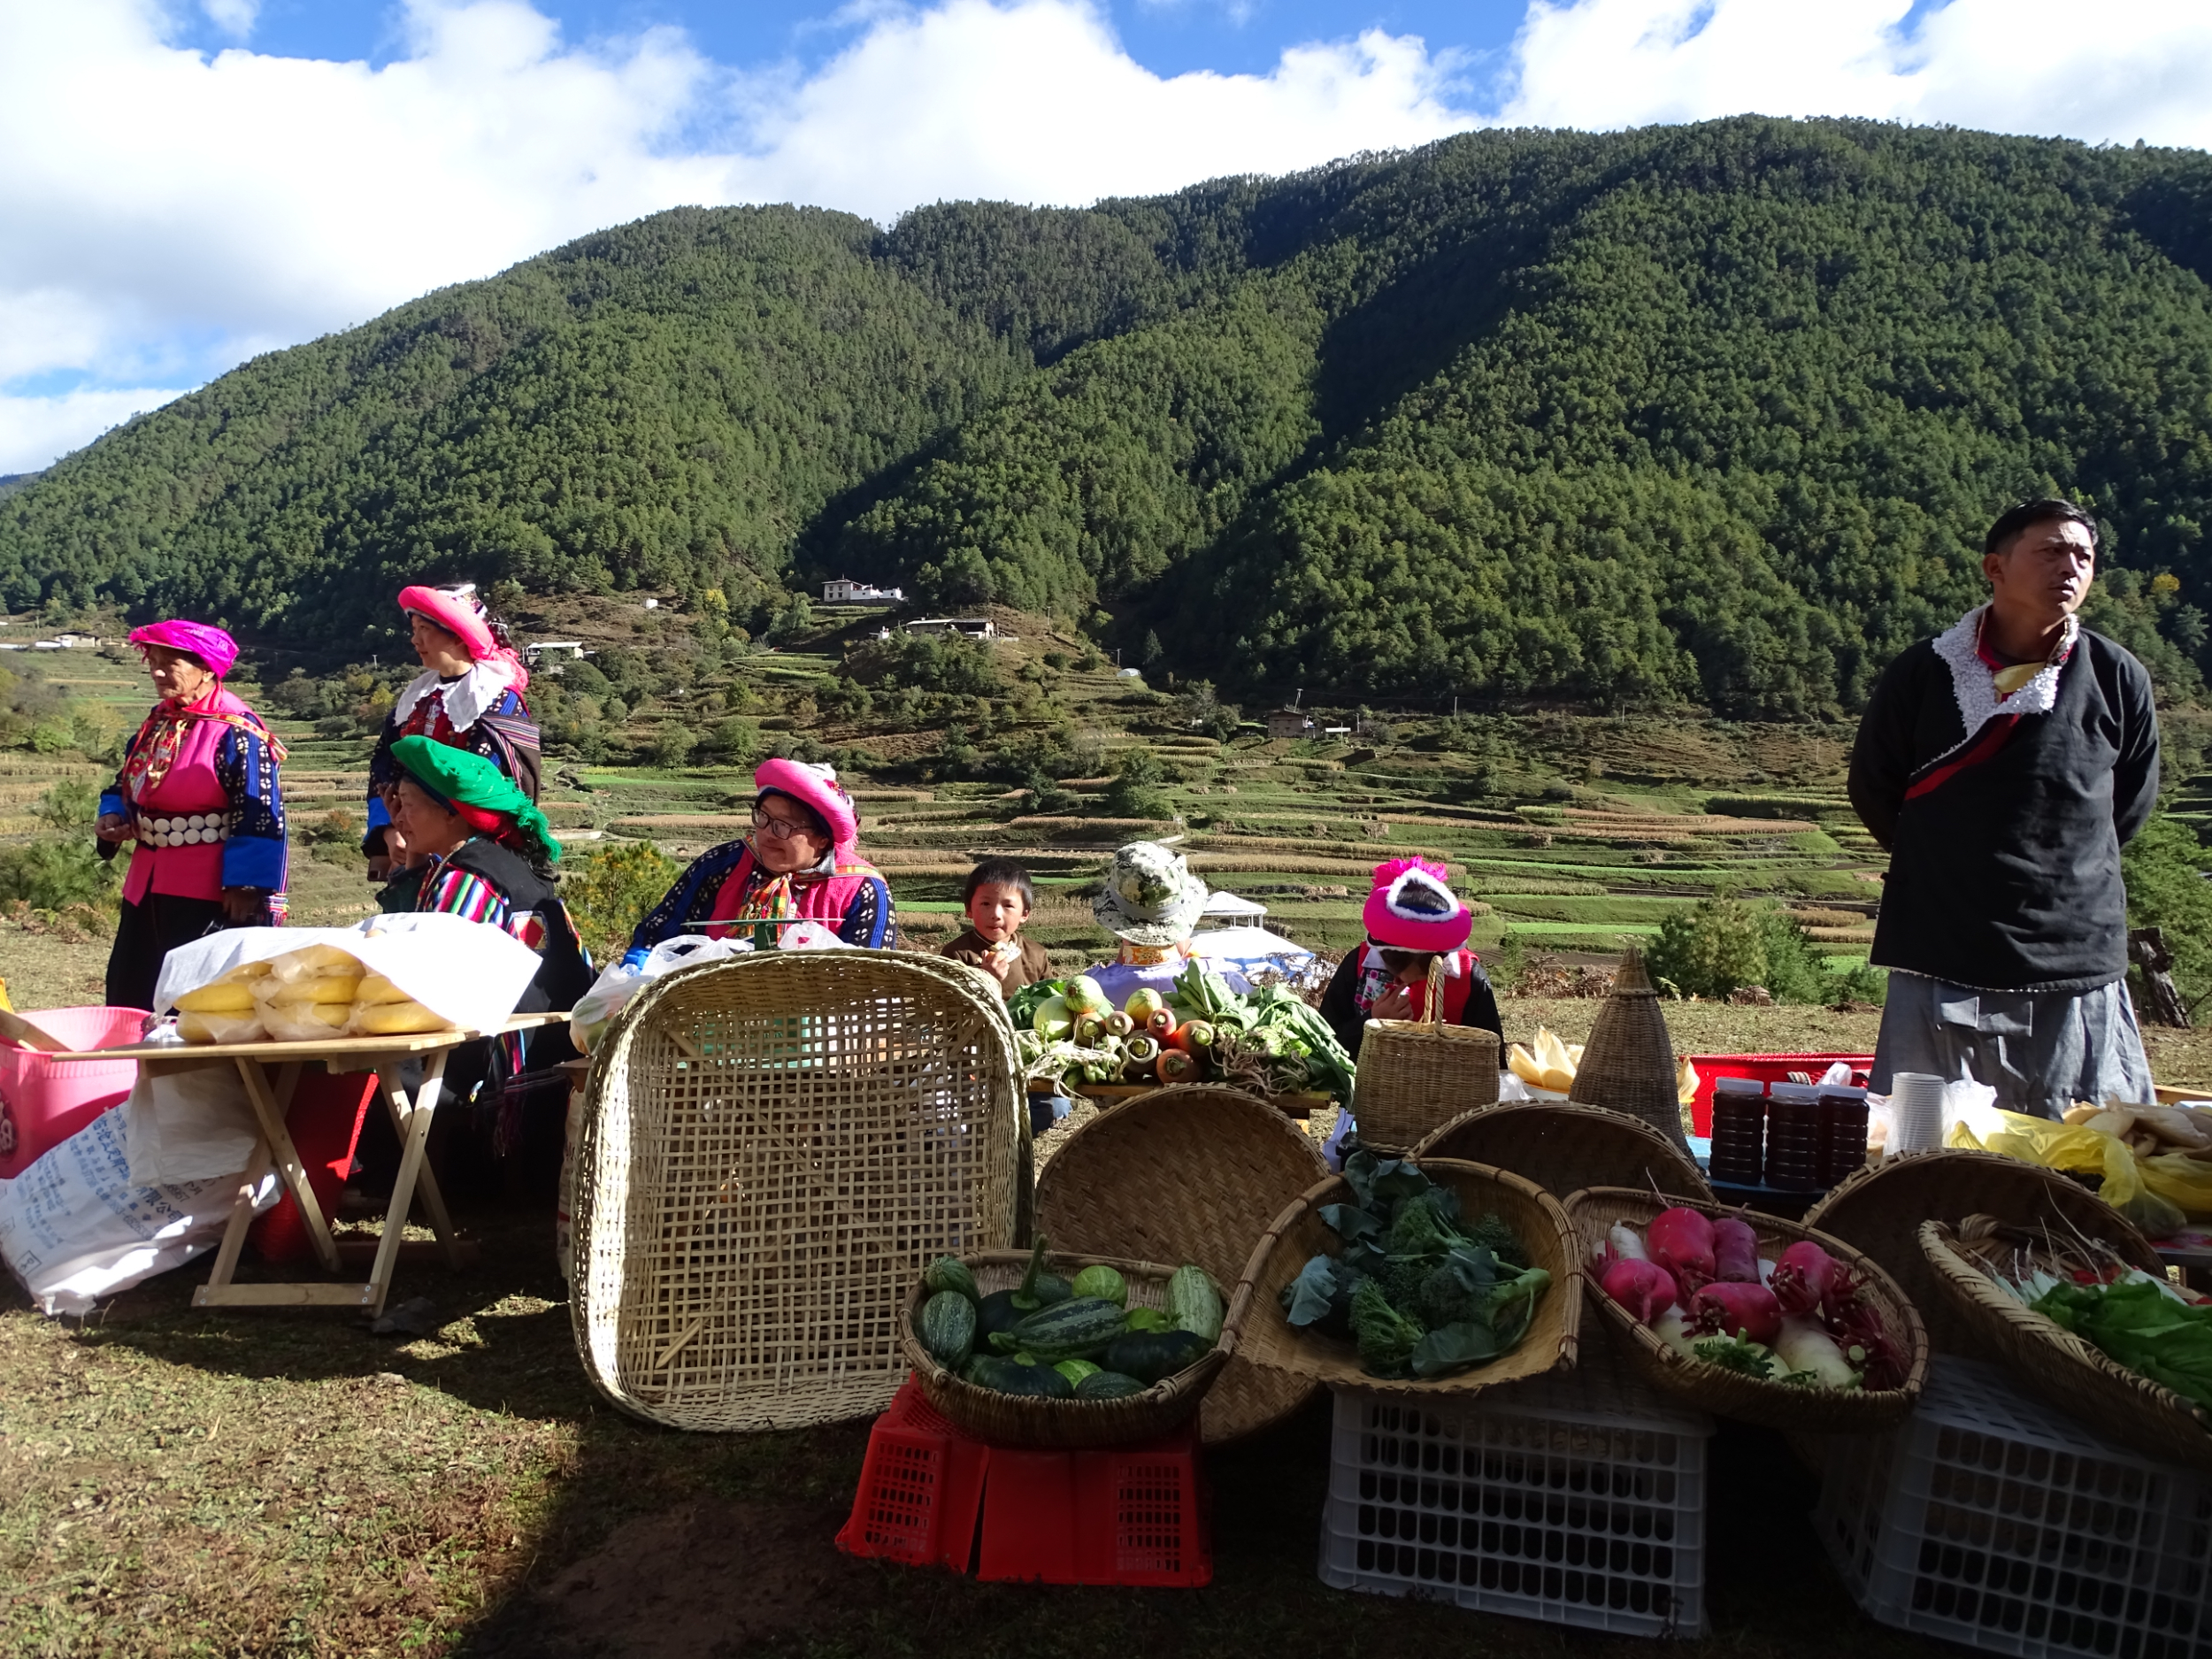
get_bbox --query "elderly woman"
[365,583,536,878]
[1318,857,1502,1059]
[626,758,894,962]
[96,621,288,1010]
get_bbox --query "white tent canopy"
[1201,889,1268,918]
[1187,925,1317,983]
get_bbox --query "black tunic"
[1847,626,2159,995]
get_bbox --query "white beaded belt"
[137,813,230,848]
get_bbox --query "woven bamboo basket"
[1351,957,1502,1151]
[1920,1218,2212,1477]
[1804,1149,2160,1358]
[1236,1157,1579,1402]
[570,949,1023,1432]
[1567,945,1689,1152]
[1413,1100,1713,1201]
[897,1248,1243,1448]
[1035,1084,1327,1443]
[1564,1187,1929,1432]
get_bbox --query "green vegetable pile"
[916,1237,1226,1402]
[2027,1276,2212,1411]
[1280,1150,1550,1380]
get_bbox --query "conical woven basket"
[570,949,1023,1432]
[1567,945,1687,1151]
[1803,1149,2160,1358]
[1035,1084,1326,1443]
[1414,1101,1712,1202]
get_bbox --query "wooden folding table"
[50,1015,564,1316]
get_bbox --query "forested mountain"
[7,119,2212,712]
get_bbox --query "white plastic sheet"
[121,1061,261,1187]
[153,910,541,1035]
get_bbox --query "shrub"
[0,837,120,918]
[1105,749,1172,819]
[647,723,698,769]
[35,780,98,833]
[1646,893,1879,1005]
[704,716,761,764]
[2124,810,2212,1011]
[560,839,682,965]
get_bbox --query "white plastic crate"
[1319,1356,1714,1637]
[1816,1356,2212,1659]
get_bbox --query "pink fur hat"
[754,757,859,855]
[1361,856,1471,953]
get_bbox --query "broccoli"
[1386,1190,1468,1260]
[1414,1245,1500,1330]
[1461,1210,1530,1270]
[1351,1279,1426,1379]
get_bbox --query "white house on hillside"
[823,579,905,604]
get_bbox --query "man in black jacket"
[1848,499,2160,1118]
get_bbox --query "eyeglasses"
[750,808,820,842]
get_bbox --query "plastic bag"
[0,1105,277,1316]
[1947,1105,2161,1225]
[569,934,749,1054]
[121,1061,260,1187]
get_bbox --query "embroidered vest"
[703,846,883,940]
[123,688,254,904]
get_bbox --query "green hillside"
[6,119,2212,710]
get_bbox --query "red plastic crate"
[1682,1053,1872,1135]
[838,1379,1210,1586]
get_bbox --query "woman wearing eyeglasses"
[622,758,895,963]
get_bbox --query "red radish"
[1148,1007,1179,1040]
[1712,1217,1760,1284]
[1827,1299,1908,1390]
[1646,1207,1717,1293]
[1688,1281,1783,1346]
[1771,1241,1840,1315]
[1601,1258,1677,1325]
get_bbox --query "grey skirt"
[1871,972,2154,1120]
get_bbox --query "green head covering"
[390,734,560,864]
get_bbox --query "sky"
[3,0,2211,475]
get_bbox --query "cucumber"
[1071,1264,1127,1307]
[1011,1234,1073,1311]
[1122,1306,1172,1333]
[1167,1265,1225,1344]
[990,1296,1126,1363]
[1102,1328,1210,1386]
[963,1355,1073,1397]
[1054,1359,1102,1387]
[918,1290,977,1369]
[1075,1370,1149,1401]
[924,1256,979,1304]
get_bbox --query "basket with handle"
[1235,1157,1579,1403]
[1035,1084,1326,1443]
[1563,1187,1928,1433]
[897,1248,1242,1449]
[1413,1100,1713,1202]
[569,949,1023,1432]
[1804,1148,2161,1359]
[1350,956,1500,1152]
[1919,1217,2212,1477]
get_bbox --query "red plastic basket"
[838,1379,1211,1586]
[1681,1053,1871,1135]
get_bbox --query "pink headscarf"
[396,583,529,695]
[1362,856,1473,954]
[128,619,239,679]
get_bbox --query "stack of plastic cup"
[1888,1071,1947,1156]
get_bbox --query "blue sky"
[3,0,2209,474]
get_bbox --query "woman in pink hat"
[96,620,289,1010]
[624,758,895,961]
[364,583,538,879]
[1318,857,1501,1059]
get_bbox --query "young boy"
[941,856,1051,998]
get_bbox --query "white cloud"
[1500,0,2212,149]
[199,0,260,36]
[0,386,185,476]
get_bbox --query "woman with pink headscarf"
[623,758,895,961]
[96,620,288,1010]
[1317,857,1502,1061]
[363,583,538,879]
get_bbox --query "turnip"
[1601,1258,1677,1324]
[1688,1280,1782,1346]
[1774,1315,1862,1389]
[1652,1307,1701,1359]
[1608,1222,1647,1262]
[1712,1217,1761,1284]
[1771,1241,1840,1316]
[1032,995,1073,1041]
[1646,1207,1717,1293]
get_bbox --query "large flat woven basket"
[1563,1187,1928,1433]
[1919,1218,2212,1478]
[1035,1084,1326,1443]
[570,949,1022,1432]
[1351,960,1501,1151]
[1804,1149,2160,1359]
[897,1248,1244,1449]
[1413,1101,1712,1201]
[1236,1157,1579,1402]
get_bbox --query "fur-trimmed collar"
[1931,605,2078,745]
[392,660,520,733]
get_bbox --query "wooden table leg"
[230,1059,342,1274]
[375,1064,464,1269]
[367,1054,448,1317]
[195,1137,275,1301]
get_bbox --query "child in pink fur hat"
[1317,857,1501,1061]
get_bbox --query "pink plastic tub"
[0,1006,150,1179]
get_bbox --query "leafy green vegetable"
[1351,1279,1426,1379]
[1692,1335,1778,1379]
[2031,1279,2212,1409]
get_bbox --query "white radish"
[1652,1308,1701,1359]
[1774,1315,1861,1388]
[1609,1223,1647,1263]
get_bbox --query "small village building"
[822,579,905,604]
[904,618,996,640]
[1267,708,1315,739]
[525,641,589,665]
